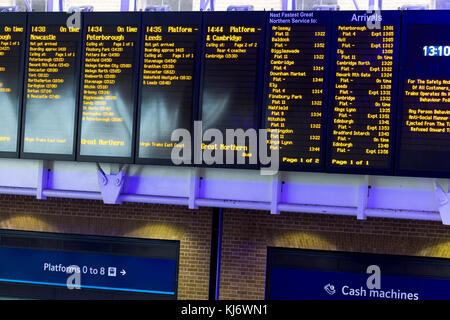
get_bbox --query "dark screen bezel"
[135,11,202,167]
[394,10,450,179]
[197,11,266,170]
[325,10,401,176]
[20,12,82,161]
[261,11,332,173]
[0,13,27,159]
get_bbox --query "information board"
[0,13,26,158]
[136,12,201,165]
[262,11,331,172]
[77,12,140,163]
[0,230,179,300]
[199,12,265,168]
[395,11,450,178]
[326,11,400,175]
[21,13,81,160]
[267,247,450,300]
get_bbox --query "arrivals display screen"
[136,12,201,165]
[0,13,26,158]
[77,12,140,163]
[395,11,450,178]
[267,247,450,300]
[199,12,265,168]
[21,13,81,160]
[262,11,331,172]
[0,230,179,300]
[326,11,400,175]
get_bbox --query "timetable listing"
[79,24,138,158]
[330,24,396,169]
[139,24,198,157]
[23,25,80,151]
[265,22,327,167]
[0,24,23,152]
[202,22,262,162]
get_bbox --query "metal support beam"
[434,179,450,225]
[282,0,296,10]
[270,172,282,214]
[36,161,49,200]
[356,175,369,220]
[188,167,201,209]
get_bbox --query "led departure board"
[262,11,331,172]
[199,12,265,168]
[77,13,140,163]
[326,11,400,175]
[136,12,201,165]
[0,13,26,158]
[21,13,81,160]
[396,11,450,178]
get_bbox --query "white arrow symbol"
[120,269,126,276]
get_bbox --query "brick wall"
[0,194,212,300]
[218,209,450,300]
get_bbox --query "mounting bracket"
[96,163,128,204]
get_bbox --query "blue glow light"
[0,278,175,295]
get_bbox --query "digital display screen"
[396,11,450,178]
[199,12,265,168]
[21,13,81,160]
[136,12,201,165]
[0,13,26,157]
[263,11,331,172]
[267,248,450,300]
[0,230,179,300]
[77,13,140,163]
[326,11,400,175]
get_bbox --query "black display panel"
[0,13,26,158]
[136,12,201,166]
[266,247,450,300]
[396,11,450,178]
[262,11,331,172]
[199,12,265,168]
[326,11,400,175]
[0,229,179,300]
[77,12,140,163]
[21,13,82,160]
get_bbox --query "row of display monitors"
[0,10,449,177]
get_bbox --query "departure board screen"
[263,11,331,172]
[199,12,265,168]
[21,13,81,160]
[77,13,140,163]
[396,11,450,178]
[0,13,26,158]
[136,12,201,165]
[326,11,400,175]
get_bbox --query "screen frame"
[261,11,332,173]
[0,12,27,159]
[394,10,450,179]
[135,11,202,167]
[0,228,180,300]
[76,12,141,164]
[20,12,82,161]
[325,10,401,176]
[197,11,266,170]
